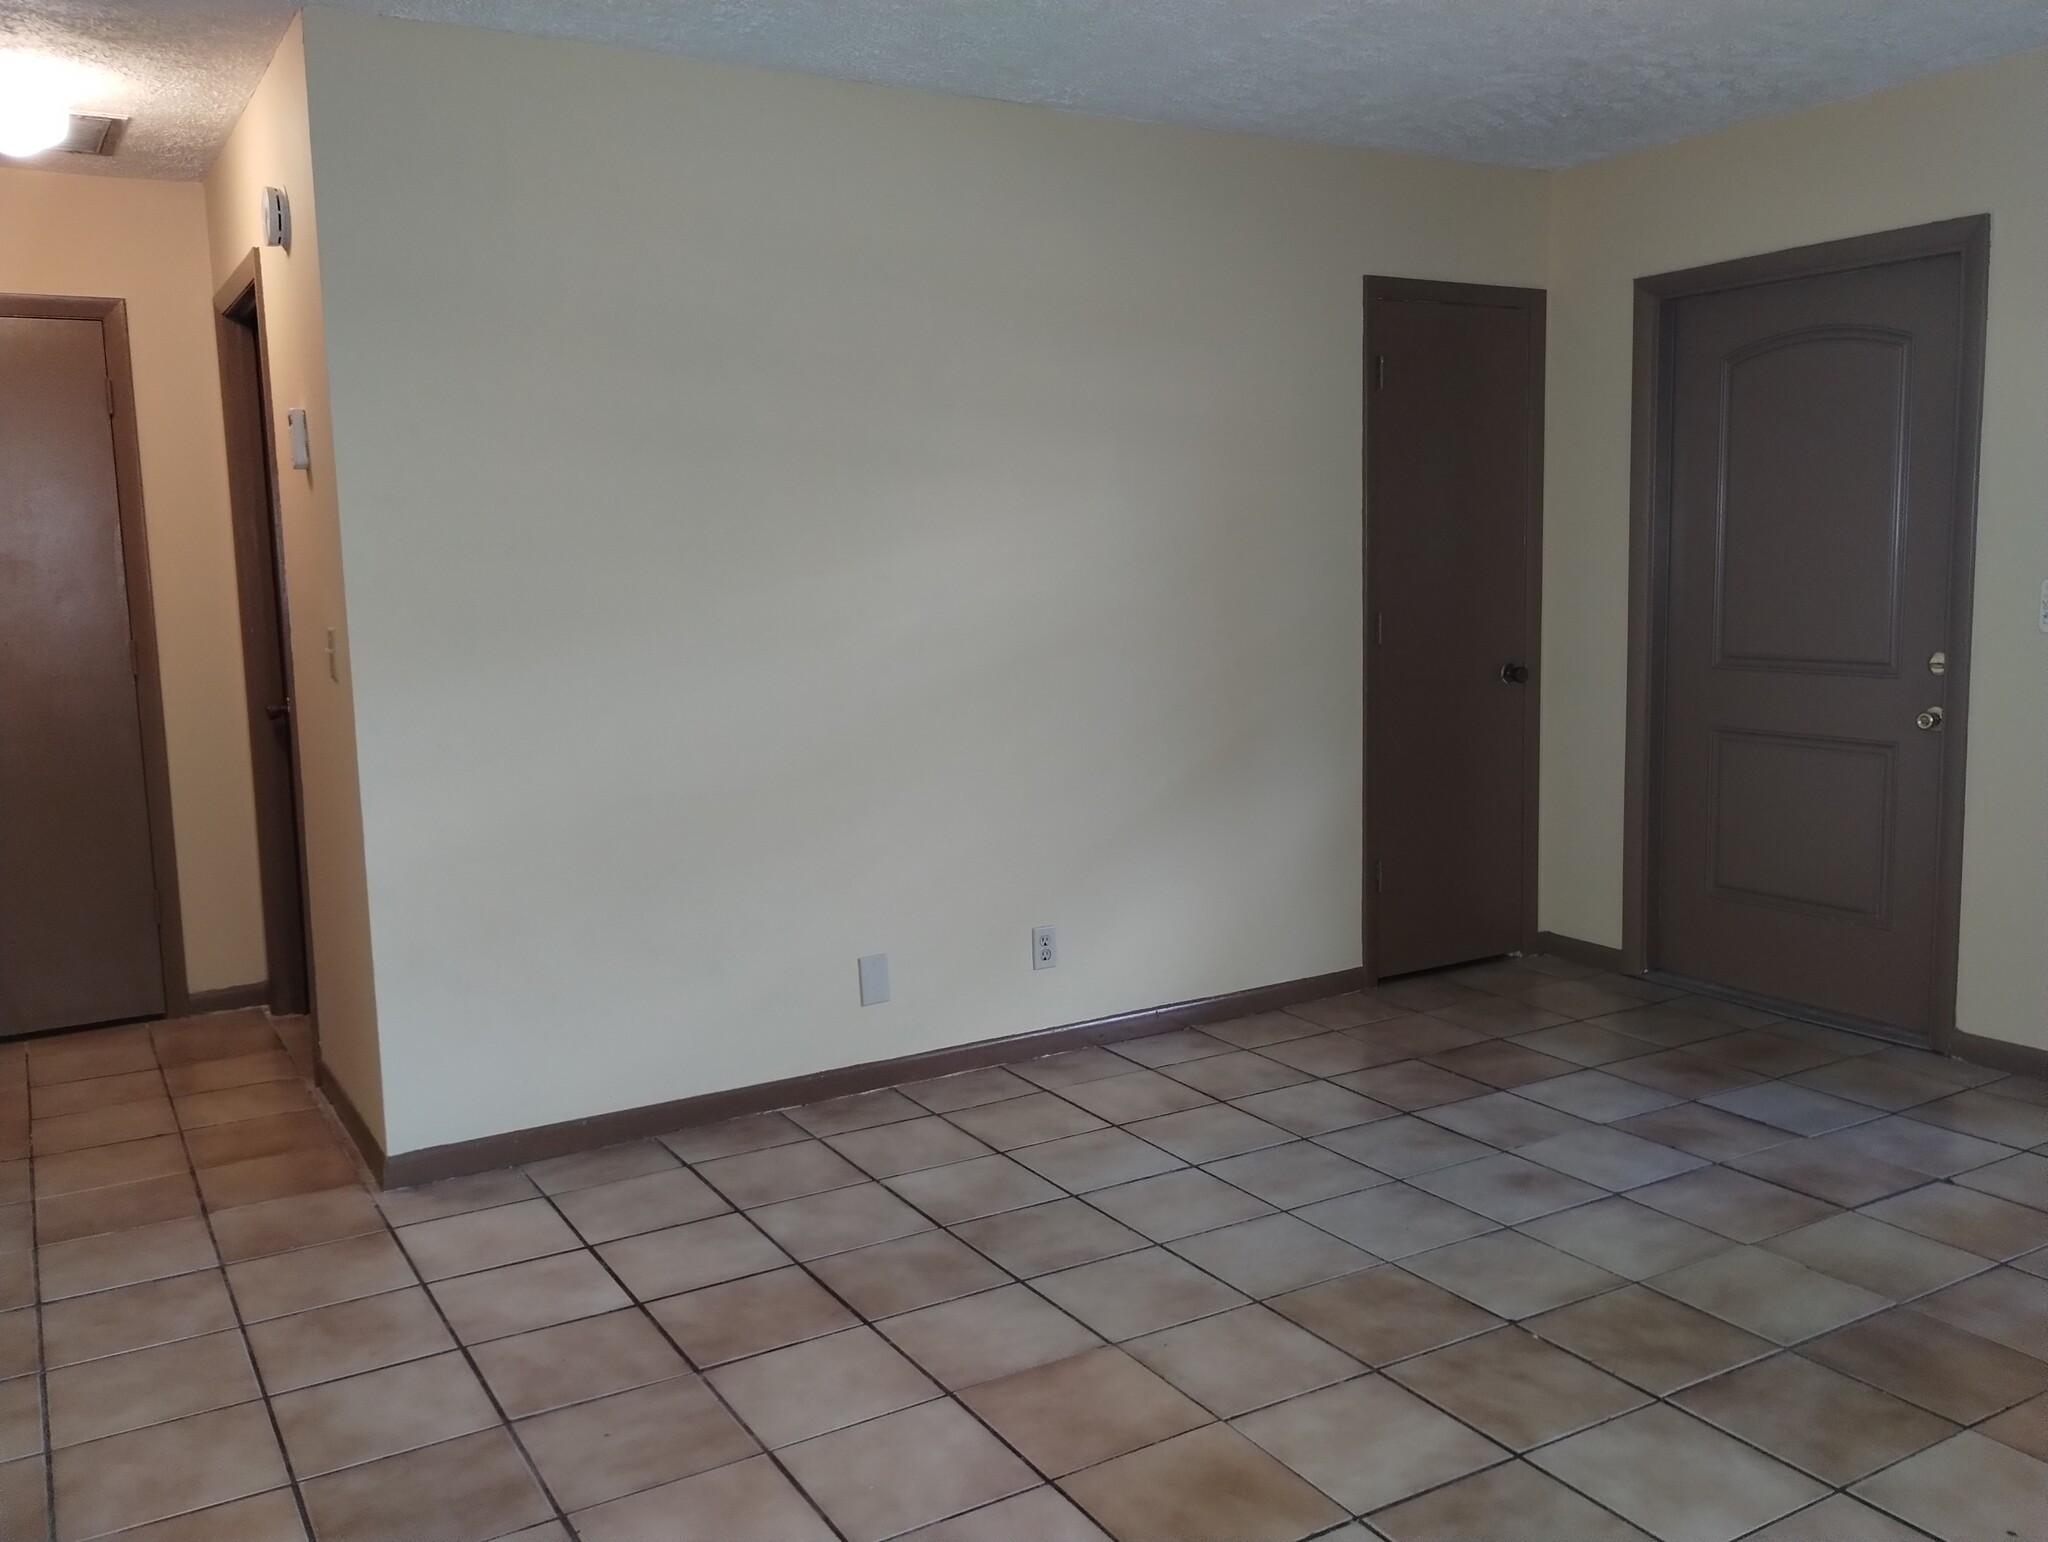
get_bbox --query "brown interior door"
[219,300,311,1016]
[1654,255,1967,1035]
[0,315,167,1034]
[1366,280,1544,979]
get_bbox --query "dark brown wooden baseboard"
[318,1063,389,1186]
[183,982,271,1015]
[1531,932,1626,972]
[1948,1028,2048,1083]
[380,966,1365,1189]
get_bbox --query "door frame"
[214,253,317,1020]
[1362,276,1546,983]
[1620,215,1991,1049]
[0,293,189,1015]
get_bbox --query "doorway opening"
[1363,277,1546,983]
[217,258,313,1021]
[1622,217,1989,1049]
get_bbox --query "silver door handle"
[1916,707,1944,731]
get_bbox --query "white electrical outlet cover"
[858,953,890,1006]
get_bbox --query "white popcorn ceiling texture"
[5,0,2048,180]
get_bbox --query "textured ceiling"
[4,0,2048,180]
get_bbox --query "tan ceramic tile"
[1615,1102,1792,1161]
[430,1247,632,1342]
[884,1153,1064,1223]
[1910,1088,2048,1147]
[1789,1057,1961,1112]
[210,1186,382,1264]
[809,1228,1010,1316]
[175,1080,316,1131]
[227,1230,415,1321]
[32,1098,178,1157]
[1862,1183,2048,1260]
[1851,1431,2048,1542]
[1229,1083,1392,1138]
[1730,1143,1931,1208]
[28,1034,156,1088]
[1169,1213,1375,1297]
[160,1050,298,1100]
[1369,1458,1654,1542]
[472,1307,689,1417]
[0,1310,33,1380]
[1955,1151,2048,1210]
[184,1111,333,1173]
[1520,1194,1733,1279]
[1409,1151,1605,1224]
[1704,1082,1878,1137]
[1419,1091,1592,1150]
[1404,1230,1624,1318]
[1651,1245,1888,1344]
[1764,1211,1989,1299]
[1059,1070,1216,1124]
[524,1139,678,1195]
[949,1197,1147,1276]
[944,1093,1108,1150]
[1269,1266,1500,1366]
[244,1286,456,1393]
[1296,1182,1494,1259]
[961,1346,1209,1477]
[94,1488,308,1542]
[1594,1003,1739,1049]
[1035,1247,1247,1340]
[1530,1403,1825,1542]
[0,1204,23,1256]
[1673,1352,1955,1485]
[1290,992,1411,1030]
[1389,1325,1647,1449]
[196,1145,361,1211]
[1740,1494,1929,1542]
[153,1014,280,1068]
[572,1453,837,1542]
[1313,1113,1493,1176]
[708,1324,938,1446]
[1981,1392,2048,1463]
[660,1111,809,1162]
[375,1168,541,1227]
[1111,1029,1238,1070]
[1257,1031,1397,1079]
[1513,1020,1662,1067]
[1159,1050,1313,1099]
[1237,1373,1506,1513]
[1687,1029,1844,1079]
[39,1214,216,1300]
[52,1402,288,1542]
[1085,1168,1274,1242]
[518,1373,757,1512]
[896,1484,1109,1542]
[299,1427,552,1542]
[1333,1061,1492,1112]
[47,1328,259,1449]
[1204,1141,1385,1207]
[746,1181,934,1260]
[1202,1012,1329,1050]
[1814,1115,2015,1179]
[553,1166,728,1244]
[784,1089,927,1137]
[31,1069,165,1120]
[1915,1266,2048,1358]
[1801,1305,2048,1422]
[880,1282,1102,1389]
[1346,1017,1491,1062]
[273,1351,498,1477]
[1527,1284,1774,1394]
[781,1397,1035,1542]
[35,1170,200,1245]
[1633,1165,1839,1242]
[1057,1423,1343,1542]
[651,1265,857,1364]
[598,1213,790,1299]
[826,1116,992,1177]
[1009,1129,1185,1192]
[696,1140,868,1208]
[397,1197,581,1280]
[1606,1048,1767,1100]
[0,1376,39,1462]
[1126,1105,1292,1163]
[1126,1303,1362,1416]
[1516,1068,1682,1124]
[895,1066,1039,1114]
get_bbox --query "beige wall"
[1541,49,2048,1050]
[0,165,267,995]
[205,16,386,1140]
[298,7,1550,1155]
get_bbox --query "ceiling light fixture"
[0,55,82,159]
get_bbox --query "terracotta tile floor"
[6,963,2048,1540]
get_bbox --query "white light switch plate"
[858,953,890,1007]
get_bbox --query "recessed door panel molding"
[1706,730,1895,923]
[1624,217,1989,1044]
[1712,326,1910,674]
[1364,277,1545,981]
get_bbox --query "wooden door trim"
[1621,215,1990,1050]
[0,293,189,1013]
[1362,276,1547,983]
[216,251,318,1021]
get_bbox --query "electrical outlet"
[858,953,890,1006]
[1032,926,1057,971]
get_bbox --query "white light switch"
[287,409,312,470]
[858,953,890,1007]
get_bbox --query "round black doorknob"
[1500,663,1531,684]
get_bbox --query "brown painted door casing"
[1655,256,1965,1033]
[1366,283,1543,978]
[0,316,167,1034]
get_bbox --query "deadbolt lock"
[1916,707,1945,732]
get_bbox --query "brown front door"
[0,314,167,1034]
[1653,251,1972,1035]
[1365,279,1544,979]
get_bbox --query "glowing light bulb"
[0,94,70,157]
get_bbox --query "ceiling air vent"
[59,115,125,156]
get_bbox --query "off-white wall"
[205,16,385,1139]
[298,7,1549,1154]
[1542,49,2048,1049]
[0,166,267,995]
